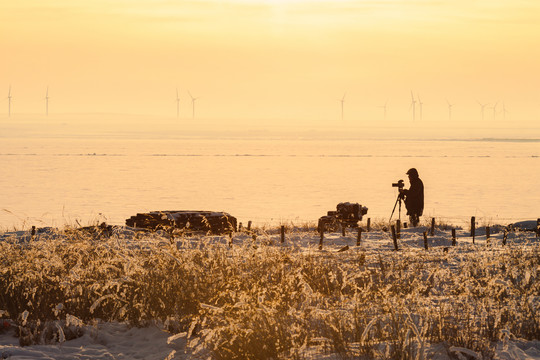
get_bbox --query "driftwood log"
[126,210,237,234]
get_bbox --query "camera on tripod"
[392,179,404,189]
[389,179,405,222]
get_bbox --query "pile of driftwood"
[126,210,237,234]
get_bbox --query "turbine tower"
[446,99,454,121]
[490,102,498,121]
[45,86,49,116]
[502,102,508,121]
[176,88,180,118]
[339,93,346,121]
[7,86,12,117]
[477,100,489,121]
[410,91,416,122]
[188,91,199,119]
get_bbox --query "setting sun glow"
[1,0,539,125]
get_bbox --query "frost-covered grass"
[0,224,539,359]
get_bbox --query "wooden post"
[357,228,362,246]
[396,220,401,239]
[423,231,429,250]
[341,223,346,237]
[471,217,476,244]
[403,222,408,229]
[452,228,456,246]
[367,218,371,232]
[239,222,243,231]
[486,226,491,242]
[391,225,399,251]
[319,230,324,250]
[247,221,252,231]
[431,218,435,236]
[503,229,508,246]
[280,225,285,243]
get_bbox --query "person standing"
[401,168,424,227]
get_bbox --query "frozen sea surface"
[1,119,539,229]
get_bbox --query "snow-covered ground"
[1,222,539,360]
[1,322,540,360]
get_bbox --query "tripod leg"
[389,194,401,222]
[398,198,402,222]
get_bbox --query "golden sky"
[1,0,539,126]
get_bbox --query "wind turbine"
[502,102,509,121]
[477,100,489,121]
[489,102,498,121]
[176,88,180,118]
[45,86,49,116]
[417,93,423,121]
[446,99,454,121]
[7,86,12,117]
[410,91,416,121]
[188,91,199,119]
[339,93,346,121]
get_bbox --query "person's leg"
[410,214,419,227]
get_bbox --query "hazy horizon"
[2,113,540,141]
[1,0,539,125]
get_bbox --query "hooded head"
[406,168,419,178]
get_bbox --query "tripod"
[389,190,404,223]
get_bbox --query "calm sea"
[1,119,539,229]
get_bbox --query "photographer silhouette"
[401,168,424,227]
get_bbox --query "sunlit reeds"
[0,225,538,358]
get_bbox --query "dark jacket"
[403,177,424,216]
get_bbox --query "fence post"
[391,225,399,251]
[396,220,401,239]
[238,222,243,231]
[452,228,456,246]
[471,217,476,244]
[342,223,346,237]
[403,222,408,229]
[367,218,371,232]
[423,231,428,250]
[357,228,362,246]
[281,225,285,243]
[319,230,324,250]
[503,229,508,246]
[486,226,490,243]
[247,221,252,231]
[431,218,435,236]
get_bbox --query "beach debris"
[125,210,237,234]
[317,202,368,233]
